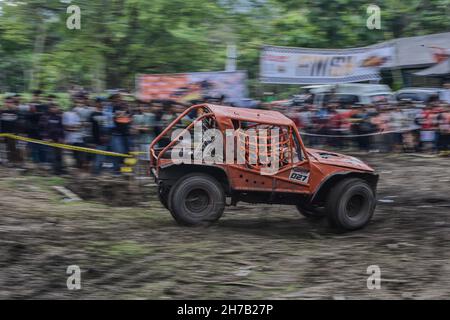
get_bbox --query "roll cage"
[149,104,310,176]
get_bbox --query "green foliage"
[0,0,449,93]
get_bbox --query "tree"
[0,0,449,93]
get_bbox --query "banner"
[260,45,395,84]
[137,71,247,103]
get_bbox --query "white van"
[302,84,395,108]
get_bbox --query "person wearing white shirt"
[63,106,84,168]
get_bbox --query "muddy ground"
[0,153,449,299]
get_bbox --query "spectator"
[350,106,375,151]
[14,94,30,135]
[312,105,332,147]
[74,94,95,139]
[436,103,450,152]
[12,94,27,162]
[0,97,21,164]
[152,101,165,139]
[63,103,85,169]
[370,107,389,152]
[90,97,112,175]
[416,102,439,152]
[39,104,65,175]
[27,90,49,164]
[111,96,133,173]
[326,103,346,148]
[440,83,450,104]
[156,102,176,148]
[298,105,314,130]
[297,105,314,146]
[389,106,408,152]
[132,101,155,161]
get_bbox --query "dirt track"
[0,154,449,299]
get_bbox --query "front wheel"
[326,178,376,231]
[168,173,225,226]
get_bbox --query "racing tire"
[168,173,225,226]
[326,178,376,231]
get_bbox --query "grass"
[0,175,65,191]
[89,240,152,258]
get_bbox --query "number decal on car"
[289,169,310,183]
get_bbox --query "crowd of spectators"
[0,88,449,176]
[0,90,187,175]
[282,94,450,154]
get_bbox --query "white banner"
[260,45,395,84]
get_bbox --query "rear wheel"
[326,178,376,231]
[168,173,225,226]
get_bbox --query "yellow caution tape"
[120,166,133,173]
[0,133,133,158]
[124,157,138,166]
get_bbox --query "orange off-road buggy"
[150,104,378,231]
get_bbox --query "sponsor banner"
[136,71,248,103]
[260,45,395,84]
